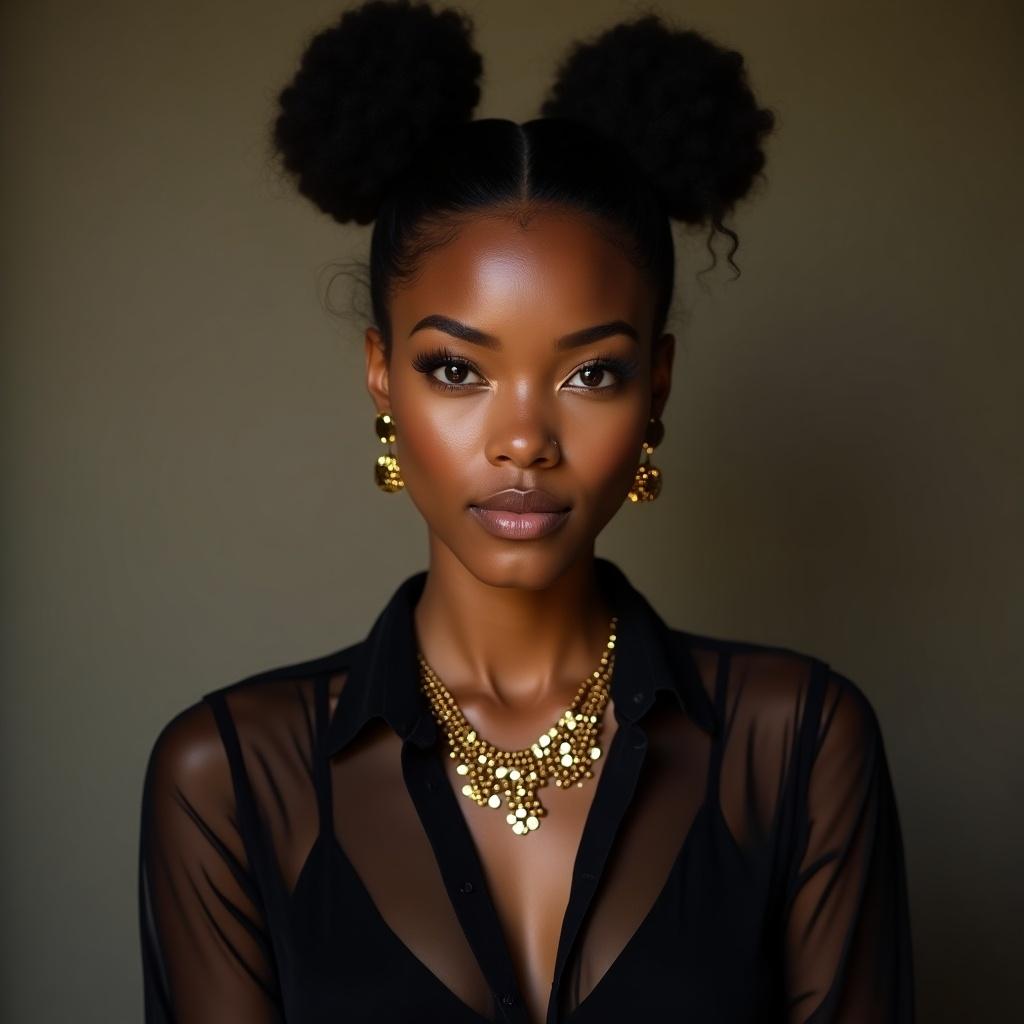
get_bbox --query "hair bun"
[273,0,483,225]
[540,14,776,226]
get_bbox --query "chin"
[446,535,591,593]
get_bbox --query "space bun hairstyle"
[272,1,776,354]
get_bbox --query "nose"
[483,390,561,470]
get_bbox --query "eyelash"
[411,346,640,394]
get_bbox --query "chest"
[439,708,620,1024]
[286,696,774,1024]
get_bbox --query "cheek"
[390,386,481,495]
[564,400,646,495]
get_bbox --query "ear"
[365,325,390,413]
[650,331,675,421]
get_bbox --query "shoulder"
[144,700,228,794]
[142,698,234,815]
[144,640,362,798]
[670,626,882,749]
[204,639,362,733]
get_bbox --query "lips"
[468,488,570,540]
[472,488,568,514]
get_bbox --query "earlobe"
[364,325,391,410]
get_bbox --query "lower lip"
[468,505,570,540]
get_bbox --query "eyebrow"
[407,314,639,351]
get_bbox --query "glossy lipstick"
[468,488,570,540]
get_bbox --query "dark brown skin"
[364,205,675,1023]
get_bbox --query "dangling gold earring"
[374,411,404,492]
[627,417,664,503]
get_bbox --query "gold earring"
[627,417,664,503]
[374,411,404,492]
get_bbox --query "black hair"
[272,0,776,354]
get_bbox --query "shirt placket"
[402,732,527,1022]
[545,717,650,1024]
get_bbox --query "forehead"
[390,208,654,338]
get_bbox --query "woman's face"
[365,207,674,590]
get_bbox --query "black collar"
[325,556,719,756]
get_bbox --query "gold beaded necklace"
[416,616,618,837]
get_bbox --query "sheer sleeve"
[783,670,915,1023]
[138,699,284,1023]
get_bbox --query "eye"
[432,359,484,387]
[567,364,613,389]
[562,357,638,391]
[411,347,487,392]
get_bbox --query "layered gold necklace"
[416,616,618,837]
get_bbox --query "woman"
[138,2,915,1021]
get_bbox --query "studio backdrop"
[2,1,1021,1020]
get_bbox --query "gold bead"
[374,412,396,443]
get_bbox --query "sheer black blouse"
[138,557,915,1022]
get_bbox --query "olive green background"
[2,1,1021,1020]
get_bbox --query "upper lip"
[471,488,569,513]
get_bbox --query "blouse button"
[501,992,516,1007]
[459,880,475,894]
[632,690,646,704]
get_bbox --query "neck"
[413,539,614,712]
